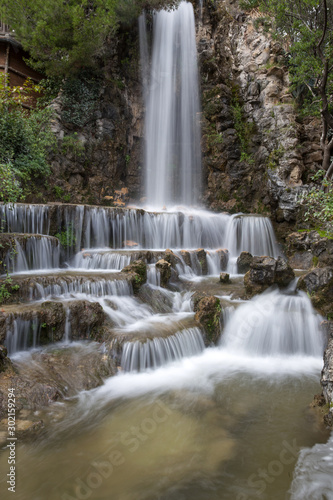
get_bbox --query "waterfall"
[73,250,132,270]
[5,317,40,355]
[5,236,60,273]
[1,204,280,258]
[139,11,149,100]
[143,1,201,208]
[121,327,205,371]
[0,203,50,234]
[30,277,132,301]
[221,288,325,356]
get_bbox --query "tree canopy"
[0,0,179,77]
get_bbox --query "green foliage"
[0,163,23,204]
[267,146,285,170]
[231,92,255,163]
[0,0,180,77]
[61,133,85,159]
[299,170,333,236]
[0,75,55,202]
[253,0,333,116]
[240,0,260,9]
[61,72,101,127]
[55,224,76,249]
[0,271,19,304]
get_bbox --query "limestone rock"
[218,248,229,271]
[286,231,333,269]
[195,248,208,275]
[194,295,222,345]
[244,256,295,296]
[321,322,333,427]
[237,251,253,274]
[297,267,333,317]
[122,260,147,293]
[156,259,172,288]
[220,273,231,284]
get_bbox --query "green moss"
[312,256,319,267]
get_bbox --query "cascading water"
[121,327,205,371]
[221,287,325,356]
[1,3,332,499]
[141,1,201,207]
[5,236,60,273]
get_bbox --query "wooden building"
[0,20,43,89]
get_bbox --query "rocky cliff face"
[198,0,322,229]
[45,0,322,226]
[48,26,145,207]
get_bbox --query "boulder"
[179,250,191,267]
[321,322,333,427]
[194,295,222,345]
[297,267,333,317]
[244,256,295,297]
[195,248,208,275]
[122,260,147,293]
[275,256,296,286]
[237,251,253,274]
[220,273,231,284]
[286,231,333,269]
[156,259,172,288]
[0,345,12,373]
[0,343,116,425]
[297,267,333,295]
[218,248,229,271]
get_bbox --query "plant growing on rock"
[248,0,333,180]
[300,170,333,236]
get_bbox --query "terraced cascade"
[0,1,332,499]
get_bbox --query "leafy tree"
[300,170,333,235]
[0,75,55,203]
[0,0,179,77]
[243,0,333,180]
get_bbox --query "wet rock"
[297,268,333,317]
[67,301,105,340]
[194,295,222,345]
[0,343,116,424]
[321,322,333,427]
[218,249,229,271]
[237,251,253,274]
[180,250,191,267]
[156,259,172,288]
[0,345,12,373]
[244,256,295,296]
[220,273,231,284]
[0,300,107,347]
[275,256,296,286]
[297,267,333,295]
[286,231,333,269]
[138,284,173,313]
[122,260,147,293]
[195,248,208,275]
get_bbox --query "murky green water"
[0,350,328,500]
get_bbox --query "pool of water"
[0,348,329,500]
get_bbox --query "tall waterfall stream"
[0,2,332,499]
